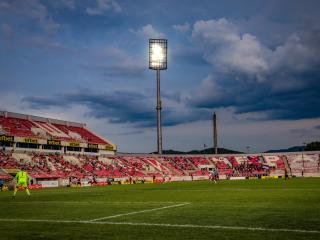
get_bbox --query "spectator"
[77,178,81,186]
[0,178,4,191]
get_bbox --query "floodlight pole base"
[156,69,163,155]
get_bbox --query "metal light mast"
[149,39,167,154]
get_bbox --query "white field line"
[118,188,320,191]
[0,219,319,234]
[8,201,189,205]
[88,202,190,222]
[78,188,320,193]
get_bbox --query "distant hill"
[264,146,305,153]
[152,147,243,155]
[122,145,317,155]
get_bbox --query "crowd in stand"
[230,162,268,177]
[163,157,195,172]
[0,150,304,182]
[2,116,319,185]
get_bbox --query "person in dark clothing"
[0,179,4,191]
[284,168,289,180]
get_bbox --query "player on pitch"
[210,167,219,184]
[13,168,31,199]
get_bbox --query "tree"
[305,141,320,151]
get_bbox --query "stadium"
[1,1,320,240]
[0,111,319,239]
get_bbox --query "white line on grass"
[88,202,191,222]
[108,188,320,192]
[8,201,189,205]
[0,219,319,234]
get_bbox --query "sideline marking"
[0,219,319,234]
[109,188,320,192]
[7,201,189,205]
[88,202,191,222]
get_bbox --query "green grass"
[0,178,320,240]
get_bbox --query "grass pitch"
[0,178,319,240]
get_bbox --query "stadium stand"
[0,169,12,180]
[0,111,319,187]
[1,150,319,182]
[0,117,36,138]
[209,157,233,175]
[303,154,320,175]
[0,111,116,154]
[285,154,320,177]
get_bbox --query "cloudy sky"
[0,0,319,153]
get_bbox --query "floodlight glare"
[149,39,167,70]
[149,39,168,154]
[150,44,164,67]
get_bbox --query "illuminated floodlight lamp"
[148,39,168,154]
[149,39,167,70]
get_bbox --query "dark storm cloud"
[162,108,210,127]
[23,90,210,128]
[67,91,155,126]
[23,91,154,127]
[188,72,320,120]
[23,91,160,127]
[22,96,66,109]
[188,18,320,120]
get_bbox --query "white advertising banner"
[81,179,91,187]
[193,176,209,180]
[229,176,246,180]
[38,180,59,188]
[58,178,69,187]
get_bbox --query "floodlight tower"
[212,112,218,154]
[149,39,167,154]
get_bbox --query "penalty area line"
[88,202,191,222]
[0,219,319,234]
